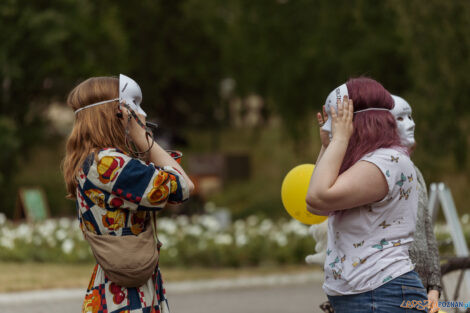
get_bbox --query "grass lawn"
[0,262,320,293]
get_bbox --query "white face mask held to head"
[74,74,147,117]
[321,84,350,134]
[321,83,391,138]
[74,74,157,158]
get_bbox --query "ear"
[115,104,123,119]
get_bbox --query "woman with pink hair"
[306,78,428,313]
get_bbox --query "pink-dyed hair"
[339,77,405,173]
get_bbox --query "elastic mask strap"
[354,108,390,114]
[74,98,119,114]
[122,103,155,158]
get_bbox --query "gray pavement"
[170,281,325,313]
[2,271,469,313]
[0,272,328,313]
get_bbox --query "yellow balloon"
[281,164,327,225]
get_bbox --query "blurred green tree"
[221,0,410,143]
[0,0,127,215]
[389,0,470,172]
[107,0,225,131]
[1,0,469,216]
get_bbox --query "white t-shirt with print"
[323,147,418,296]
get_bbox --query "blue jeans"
[328,271,428,313]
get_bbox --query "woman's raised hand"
[120,106,149,148]
[330,95,354,142]
[317,105,330,148]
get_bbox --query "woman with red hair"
[306,78,428,313]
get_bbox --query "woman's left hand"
[317,105,330,148]
[330,95,354,142]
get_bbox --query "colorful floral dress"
[76,148,189,313]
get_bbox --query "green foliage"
[389,0,470,171]
[0,0,126,214]
[105,0,225,130]
[221,0,411,137]
[0,117,20,185]
[14,140,75,217]
[1,0,470,215]
[0,117,21,212]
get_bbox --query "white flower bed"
[1,211,466,265]
[0,212,313,266]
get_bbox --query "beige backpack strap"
[150,212,162,250]
[77,207,88,240]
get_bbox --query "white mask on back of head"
[391,95,415,148]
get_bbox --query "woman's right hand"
[317,105,330,148]
[121,106,149,148]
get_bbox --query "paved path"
[0,272,328,313]
[170,281,325,313]
[2,270,469,313]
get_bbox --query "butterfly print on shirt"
[396,173,406,187]
[332,269,342,280]
[399,187,411,200]
[372,238,389,250]
[329,256,340,268]
[353,240,365,248]
[379,220,391,229]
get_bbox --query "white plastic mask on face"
[391,95,415,148]
[321,84,349,139]
[119,74,147,117]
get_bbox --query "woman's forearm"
[149,144,194,188]
[133,130,194,192]
[305,146,328,215]
[316,145,326,164]
[306,203,330,216]
[307,138,348,204]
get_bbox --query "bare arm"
[307,160,388,212]
[127,113,195,193]
[306,96,387,213]
[306,107,329,214]
[316,145,326,164]
[306,202,330,216]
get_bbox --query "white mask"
[391,95,415,148]
[74,74,147,117]
[321,84,349,138]
[119,74,147,117]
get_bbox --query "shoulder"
[80,148,143,186]
[358,147,416,196]
[360,147,414,173]
[96,147,130,160]
[94,148,139,171]
[361,147,409,162]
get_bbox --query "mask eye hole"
[397,117,404,121]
